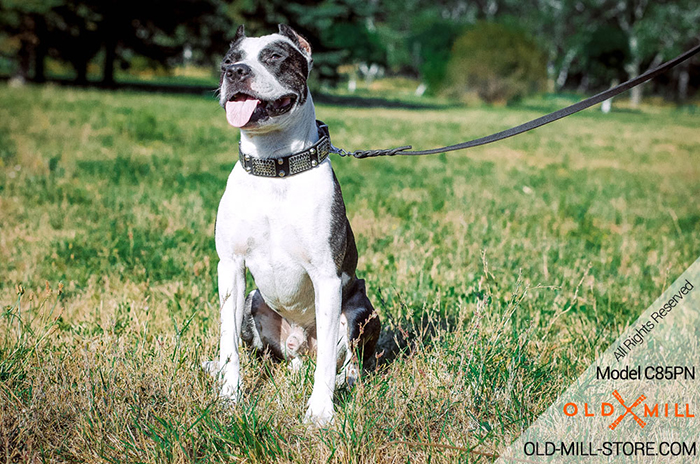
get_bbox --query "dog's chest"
[216,161,337,318]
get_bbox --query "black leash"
[335,42,700,159]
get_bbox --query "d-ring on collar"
[238,121,332,178]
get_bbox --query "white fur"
[239,90,319,158]
[215,34,343,426]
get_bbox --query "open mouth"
[225,93,297,128]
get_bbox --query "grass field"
[1,83,699,463]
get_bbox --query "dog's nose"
[225,63,252,81]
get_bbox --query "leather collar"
[239,120,332,178]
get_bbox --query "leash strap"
[336,43,700,159]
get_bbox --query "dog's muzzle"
[224,63,252,82]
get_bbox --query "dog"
[211,24,381,426]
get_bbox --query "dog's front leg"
[218,257,246,401]
[305,274,342,426]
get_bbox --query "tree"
[603,0,700,106]
[227,0,378,83]
[1,0,231,85]
[579,25,629,91]
[46,1,103,84]
[92,0,230,85]
[362,1,473,91]
[445,21,548,103]
[0,0,61,82]
[411,15,463,91]
[512,0,599,91]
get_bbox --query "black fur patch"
[258,41,308,104]
[278,24,302,49]
[221,48,244,69]
[231,25,245,47]
[219,43,244,90]
[341,279,380,364]
[329,171,358,283]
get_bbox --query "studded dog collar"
[239,120,332,178]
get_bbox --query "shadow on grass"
[0,75,219,96]
[517,102,644,115]
[313,92,454,110]
[373,312,452,369]
[1,75,457,110]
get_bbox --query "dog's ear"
[230,25,245,48]
[278,24,312,58]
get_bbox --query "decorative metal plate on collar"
[238,121,332,178]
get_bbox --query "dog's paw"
[304,394,335,427]
[335,362,359,389]
[219,382,242,404]
[344,362,359,388]
[288,357,304,373]
[201,360,220,377]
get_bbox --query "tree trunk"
[601,79,619,113]
[577,74,589,94]
[630,82,642,107]
[556,66,570,90]
[74,56,89,85]
[678,64,690,102]
[624,33,642,108]
[15,40,31,83]
[627,54,663,107]
[625,60,642,108]
[33,15,47,83]
[13,15,35,83]
[555,50,576,90]
[102,36,117,87]
[34,45,46,83]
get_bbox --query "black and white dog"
[211,24,380,425]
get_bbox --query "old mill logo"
[563,390,694,430]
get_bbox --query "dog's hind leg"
[336,279,381,387]
[241,290,309,367]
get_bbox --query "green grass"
[1,83,699,463]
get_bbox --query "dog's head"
[219,24,313,131]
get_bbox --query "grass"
[0,82,699,463]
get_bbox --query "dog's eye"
[269,53,283,61]
[223,58,232,65]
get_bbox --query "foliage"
[444,21,547,104]
[1,84,699,462]
[1,0,698,101]
[517,0,700,102]
[0,0,230,84]
[410,16,463,92]
[228,0,378,84]
[596,0,700,105]
[368,0,499,74]
[580,25,630,89]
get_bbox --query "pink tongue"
[225,98,260,127]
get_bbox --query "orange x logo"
[609,390,646,430]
